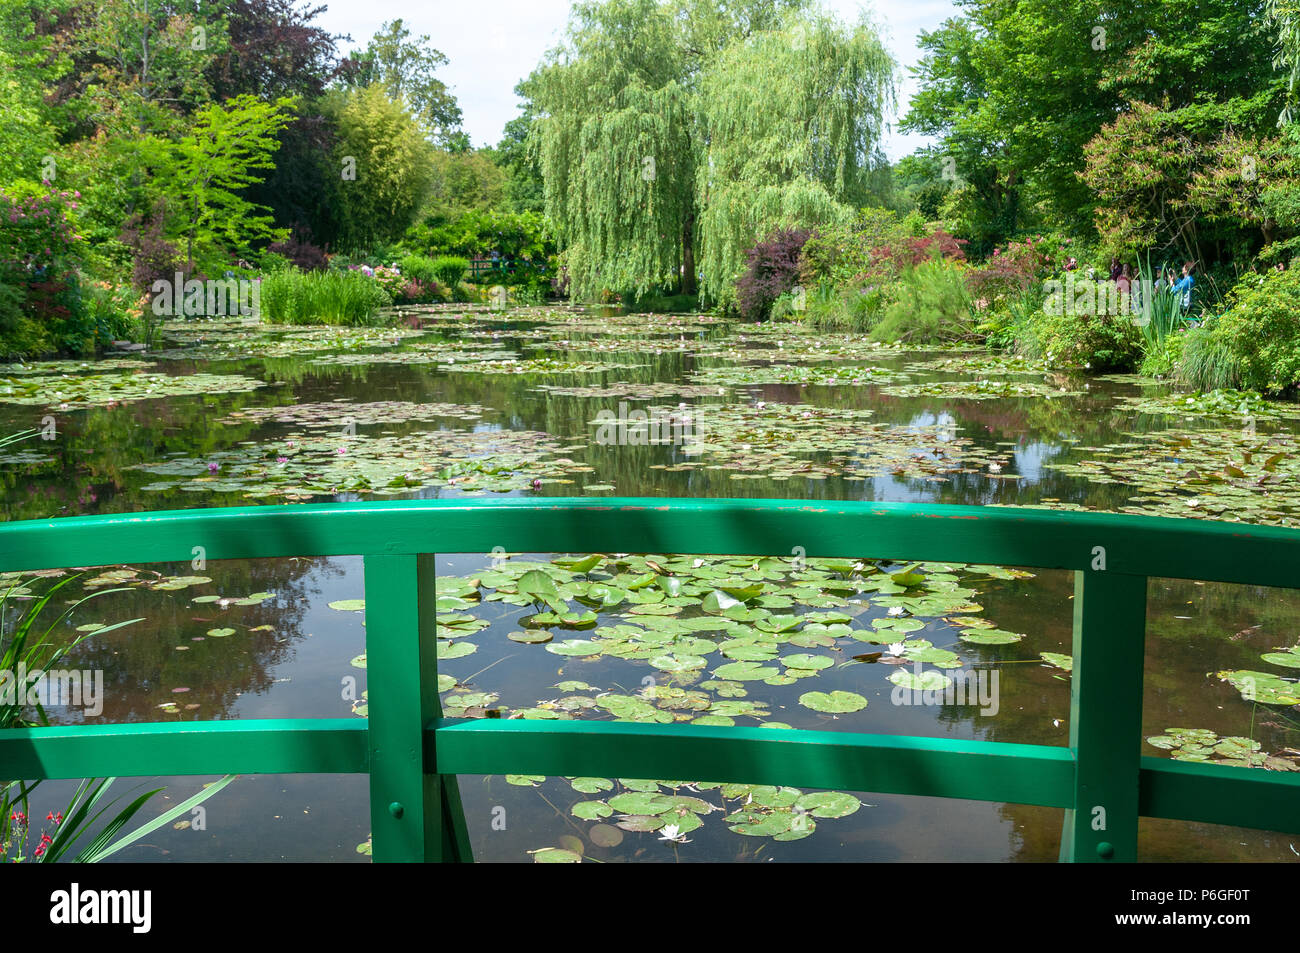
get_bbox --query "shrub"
[736,228,810,321]
[431,256,469,288]
[1199,269,1300,393]
[259,269,392,325]
[267,231,329,272]
[870,258,975,344]
[1139,325,1190,378]
[1016,309,1143,372]
[0,185,94,357]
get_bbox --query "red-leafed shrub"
[736,228,811,321]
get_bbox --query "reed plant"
[259,269,392,325]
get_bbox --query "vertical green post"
[1060,568,1148,862]
[364,553,445,862]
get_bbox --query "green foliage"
[1016,309,1144,372]
[326,85,438,253]
[342,19,463,144]
[427,149,506,218]
[1199,268,1300,392]
[527,0,895,305]
[258,269,392,325]
[1139,325,1190,377]
[906,0,1281,248]
[869,257,974,344]
[430,256,469,288]
[1176,323,1242,391]
[149,94,297,273]
[405,209,553,261]
[798,207,920,287]
[696,13,895,307]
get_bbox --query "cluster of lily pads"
[337,548,1036,859]
[526,778,865,861]
[618,401,1013,482]
[878,379,1082,401]
[1044,430,1300,525]
[0,370,264,408]
[132,428,589,497]
[690,363,902,388]
[1145,728,1300,770]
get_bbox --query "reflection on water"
[3,308,1298,862]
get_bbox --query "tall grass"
[1177,322,1241,391]
[259,269,391,325]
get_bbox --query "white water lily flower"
[887,606,905,617]
[887,642,906,657]
[658,824,691,844]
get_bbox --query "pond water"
[4,304,1299,863]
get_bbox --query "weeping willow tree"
[696,14,895,306]
[525,0,893,305]
[1268,0,1300,123]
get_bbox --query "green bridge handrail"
[1,497,1297,863]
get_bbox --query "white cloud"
[316,0,955,160]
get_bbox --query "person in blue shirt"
[1172,261,1195,311]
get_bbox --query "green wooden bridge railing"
[1,497,1297,863]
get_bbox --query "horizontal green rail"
[0,497,1296,863]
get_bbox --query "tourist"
[1172,261,1195,311]
[1116,263,1132,296]
[1109,257,1121,281]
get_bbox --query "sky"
[315,0,959,161]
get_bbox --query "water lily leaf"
[508,629,554,644]
[572,800,612,820]
[794,792,862,818]
[1040,652,1073,672]
[702,590,742,614]
[781,653,833,671]
[799,690,868,713]
[889,669,954,691]
[959,628,1024,644]
[589,824,624,847]
[507,775,546,786]
[206,627,236,638]
[531,847,581,863]
[608,792,675,815]
[546,639,604,656]
[714,661,780,681]
[1262,649,1300,669]
[437,640,477,660]
[328,599,365,612]
[570,777,613,794]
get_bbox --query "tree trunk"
[681,213,697,296]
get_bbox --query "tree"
[525,0,893,304]
[696,13,894,305]
[904,0,1281,246]
[341,19,462,144]
[324,84,437,252]
[151,93,296,271]
[207,0,345,101]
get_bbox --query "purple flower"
[276,456,288,464]
[207,462,220,473]
[531,479,542,489]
